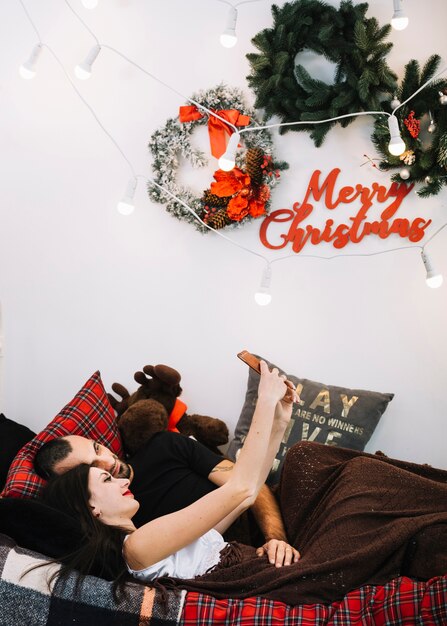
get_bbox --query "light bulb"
[391,0,408,30]
[218,155,236,171]
[387,115,406,156]
[220,33,237,48]
[117,200,135,215]
[220,6,237,48]
[117,177,137,215]
[255,265,272,306]
[218,131,240,171]
[421,250,443,289]
[19,44,42,80]
[82,0,98,8]
[19,65,36,80]
[75,44,101,80]
[391,15,408,30]
[254,291,272,306]
[74,65,92,80]
[427,274,443,289]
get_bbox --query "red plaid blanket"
[182,575,447,625]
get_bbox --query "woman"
[43,362,299,589]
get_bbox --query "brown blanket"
[172,442,447,605]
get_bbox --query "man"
[35,431,295,564]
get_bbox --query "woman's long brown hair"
[41,463,130,598]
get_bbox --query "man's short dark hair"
[34,438,73,480]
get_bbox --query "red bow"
[179,106,250,158]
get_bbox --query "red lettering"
[332,224,350,248]
[409,218,432,242]
[389,218,410,237]
[381,182,415,219]
[259,209,294,249]
[301,168,341,209]
[259,169,430,254]
[337,185,359,204]
[349,206,369,243]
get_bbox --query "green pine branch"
[294,64,330,94]
[400,60,421,101]
[420,54,441,85]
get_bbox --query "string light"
[61,0,446,163]
[217,0,262,48]
[15,0,447,300]
[74,44,101,79]
[62,0,240,139]
[19,43,42,79]
[387,115,406,155]
[254,264,272,306]
[421,250,443,288]
[117,178,138,215]
[218,131,240,170]
[391,0,409,30]
[220,6,238,48]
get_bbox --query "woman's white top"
[124,529,227,581]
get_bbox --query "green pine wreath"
[247,0,397,146]
[371,55,447,198]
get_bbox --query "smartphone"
[237,351,296,395]
[237,350,262,374]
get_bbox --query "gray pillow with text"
[227,357,394,485]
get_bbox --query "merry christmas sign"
[259,167,430,253]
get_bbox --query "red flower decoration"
[210,168,270,222]
[210,167,250,197]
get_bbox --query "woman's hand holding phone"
[237,350,297,405]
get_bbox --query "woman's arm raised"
[124,362,294,571]
[214,366,295,534]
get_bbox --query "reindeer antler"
[145,365,181,385]
[107,382,131,417]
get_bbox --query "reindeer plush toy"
[108,364,229,456]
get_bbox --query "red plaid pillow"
[0,371,123,499]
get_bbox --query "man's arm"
[209,458,300,566]
[251,484,287,541]
[208,459,287,541]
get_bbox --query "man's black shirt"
[129,431,221,528]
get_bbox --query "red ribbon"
[179,106,250,158]
[167,398,187,432]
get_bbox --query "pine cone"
[205,208,231,229]
[202,190,229,209]
[245,147,264,187]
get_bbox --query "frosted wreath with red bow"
[148,84,288,232]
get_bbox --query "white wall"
[0,0,446,469]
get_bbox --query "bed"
[1,371,446,624]
[0,532,446,626]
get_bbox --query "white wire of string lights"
[14,0,447,305]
